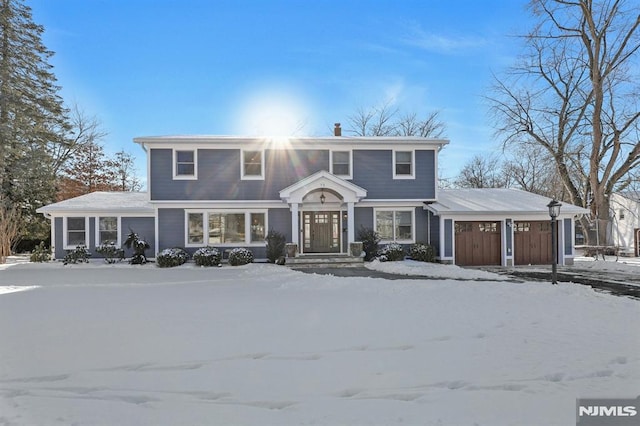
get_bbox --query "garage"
[514,221,553,265]
[454,221,501,266]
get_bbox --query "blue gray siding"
[352,150,436,199]
[151,149,330,200]
[54,217,64,259]
[122,217,156,258]
[150,148,437,201]
[505,219,513,257]
[268,208,292,242]
[157,208,184,253]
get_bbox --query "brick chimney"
[334,123,342,136]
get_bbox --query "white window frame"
[63,216,90,249]
[330,150,352,179]
[185,209,268,247]
[393,150,415,179]
[95,216,121,246]
[173,149,198,180]
[241,149,265,180]
[373,208,415,243]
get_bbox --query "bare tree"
[397,111,446,138]
[454,154,509,188]
[488,0,640,245]
[502,144,565,197]
[111,150,142,192]
[49,103,108,176]
[346,101,446,138]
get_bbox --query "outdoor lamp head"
[547,200,562,218]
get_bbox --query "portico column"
[347,202,355,243]
[291,203,299,245]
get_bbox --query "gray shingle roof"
[36,192,153,215]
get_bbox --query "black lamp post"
[547,199,562,284]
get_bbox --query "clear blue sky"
[30,0,535,186]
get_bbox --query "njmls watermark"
[577,397,639,425]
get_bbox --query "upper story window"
[173,149,197,179]
[331,150,352,178]
[242,150,264,180]
[393,150,414,179]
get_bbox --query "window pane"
[395,151,412,175]
[176,150,195,176]
[177,163,195,175]
[250,213,265,243]
[376,211,394,240]
[244,151,262,176]
[188,213,204,244]
[68,217,85,231]
[209,213,245,243]
[395,211,412,240]
[176,151,194,162]
[68,231,86,246]
[99,217,117,231]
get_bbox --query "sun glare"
[234,88,309,140]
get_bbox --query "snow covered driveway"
[0,262,638,425]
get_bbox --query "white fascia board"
[359,199,435,208]
[134,136,449,151]
[151,200,288,209]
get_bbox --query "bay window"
[185,211,267,246]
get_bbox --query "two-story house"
[37,131,587,266]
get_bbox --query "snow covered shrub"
[358,226,380,261]
[265,230,286,263]
[377,243,405,262]
[228,247,254,266]
[156,247,189,268]
[63,245,91,265]
[409,243,436,262]
[123,230,149,265]
[193,246,222,267]
[96,242,125,264]
[30,241,50,262]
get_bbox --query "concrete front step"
[286,255,364,268]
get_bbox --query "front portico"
[279,171,367,254]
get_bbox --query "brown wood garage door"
[455,221,501,266]
[514,221,552,265]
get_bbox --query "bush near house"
[123,231,149,265]
[377,243,405,262]
[30,241,51,262]
[193,246,222,267]
[228,247,254,266]
[358,226,381,262]
[63,245,91,265]
[409,243,436,262]
[265,230,286,263]
[96,242,125,264]
[156,247,189,268]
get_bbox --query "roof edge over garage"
[427,188,588,217]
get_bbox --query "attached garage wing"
[514,221,553,265]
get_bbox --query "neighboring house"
[37,133,588,266]
[609,192,640,255]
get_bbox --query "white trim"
[184,209,268,248]
[95,216,122,247]
[373,207,416,244]
[330,149,353,179]
[172,148,198,180]
[241,149,265,180]
[134,136,449,152]
[360,199,431,208]
[392,150,415,180]
[150,200,287,209]
[63,216,90,249]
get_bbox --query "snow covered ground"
[0,260,638,425]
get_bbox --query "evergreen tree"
[0,0,69,239]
